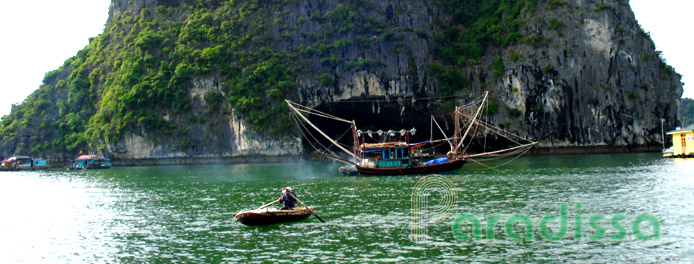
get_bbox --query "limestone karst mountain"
[0,0,683,164]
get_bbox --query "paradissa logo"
[452,203,661,242]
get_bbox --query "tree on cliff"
[682,98,694,126]
[0,0,684,161]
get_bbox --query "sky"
[0,0,692,117]
[0,0,111,116]
[630,0,693,100]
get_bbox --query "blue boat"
[287,92,537,176]
[1,156,48,171]
[71,155,111,170]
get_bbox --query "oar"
[255,199,280,210]
[233,199,280,220]
[288,193,325,223]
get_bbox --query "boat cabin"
[359,142,411,169]
[1,156,48,170]
[286,92,535,176]
[666,124,694,157]
[72,155,112,169]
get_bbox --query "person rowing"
[277,187,297,210]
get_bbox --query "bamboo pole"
[287,193,325,223]
[456,91,488,152]
[255,199,280,210]
[233,199,281,220]
[464,142,538,158]
[286,100,355,158]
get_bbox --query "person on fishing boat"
[278,187,297,210]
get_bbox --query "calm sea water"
[1,153,693,263]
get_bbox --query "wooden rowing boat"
[234,207,314,226]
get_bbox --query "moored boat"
[235,207,314,226]
[70,155,112,170]
[1,156,48,171]
[286,91,537,176]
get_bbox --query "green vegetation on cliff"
[682,98,694,125]
[2,1,306,155]
[434,0,536,63]
[430,0,536,105]
[0,0,562,156]
[0,0,680,158]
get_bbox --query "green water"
[1,153,693,263]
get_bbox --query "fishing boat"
[234,207,314,226]
[1,156,48,171]
[286,92,537,176]
[69,155,112,170]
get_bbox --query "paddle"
[255,199,280,210]
[233,199,280,220]
[287,192,325,223]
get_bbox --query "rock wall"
[293,0,680,150]
[105,0,681,159]
[105,76,302,162]
[480,0,682,148]
[0,0,682,165]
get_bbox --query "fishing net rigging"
[287,100,356,164]
[450,94,537,170]
[286,92,537,172]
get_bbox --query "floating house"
[1,156,48,171]
[71,155,112,170]
[666,124,694,157]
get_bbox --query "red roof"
[75,155,106,161]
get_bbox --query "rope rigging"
[286,91,538,172]
[290,110,344,162]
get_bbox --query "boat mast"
[453,106,460,153]
[455,91,489,152]
[352,121,359,163]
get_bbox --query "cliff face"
[103,76,302,162]
[0,0,683,163]
[480,0,682,148]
